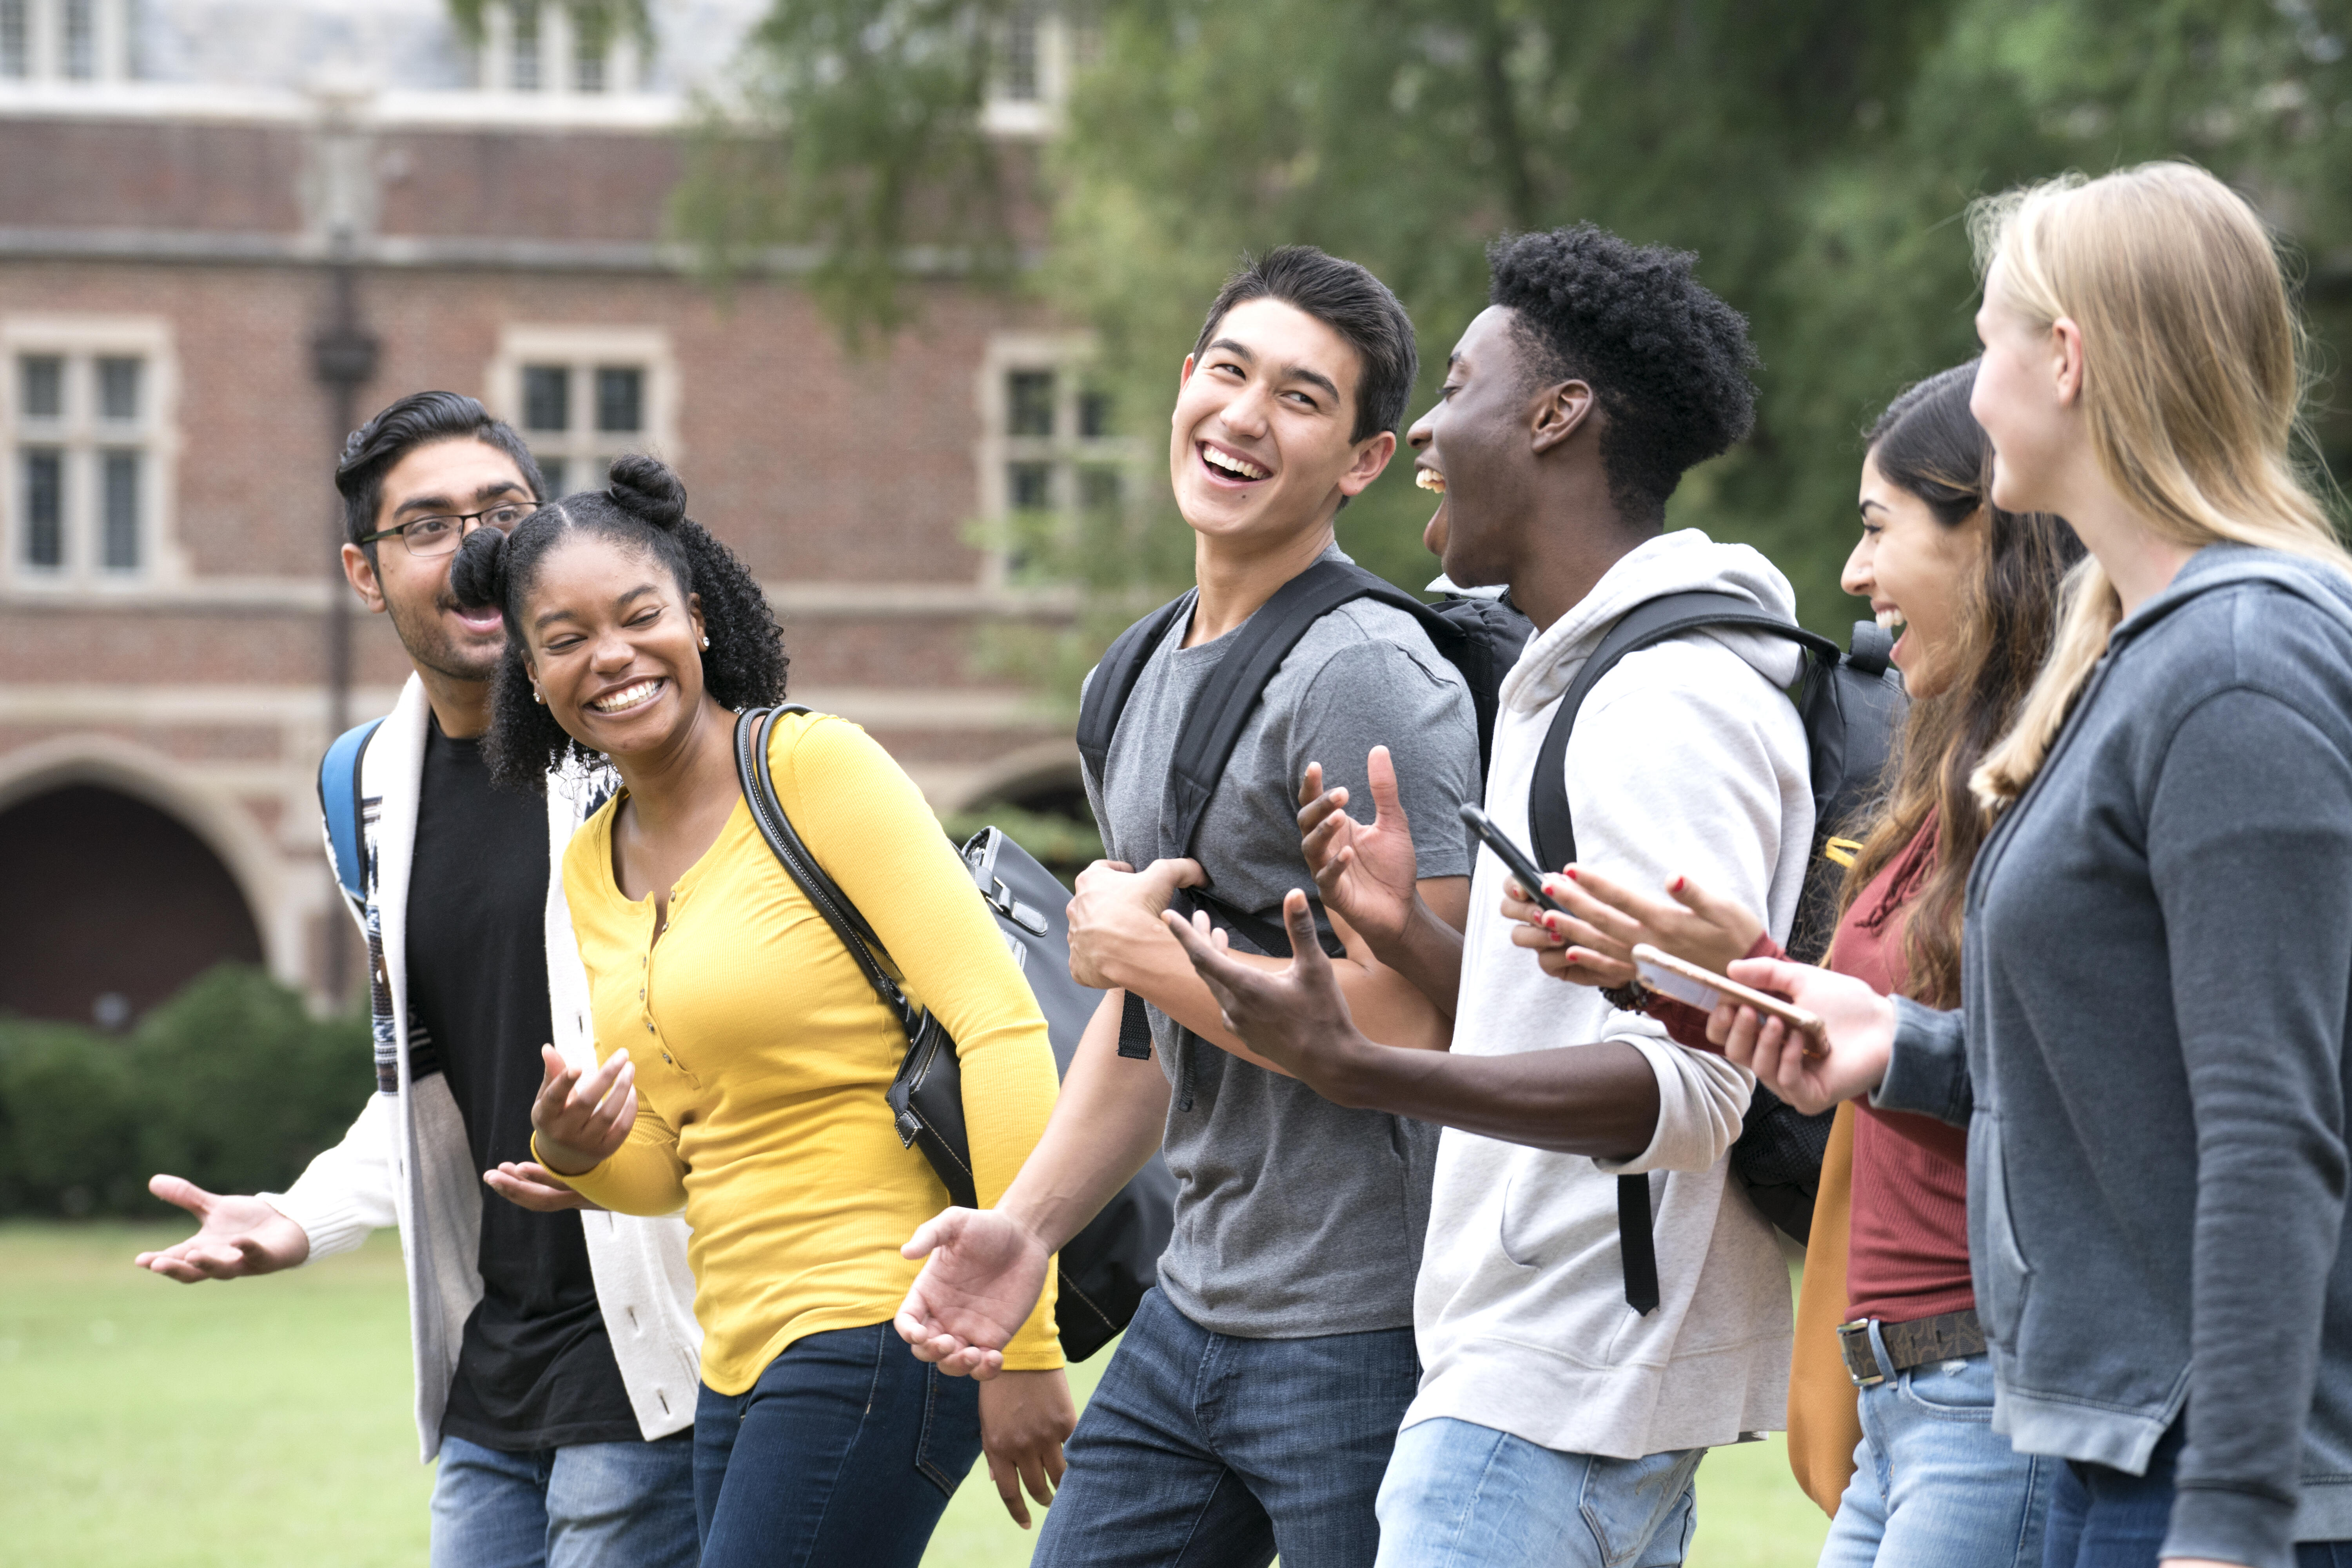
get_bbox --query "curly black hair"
[448,454,788,793]
[1486,225,1758,524]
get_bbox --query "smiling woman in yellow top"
[446,455,1068,1568]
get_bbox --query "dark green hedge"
[0,965,372,1218]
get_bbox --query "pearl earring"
[700,636,710,650]
[532,687,545,704]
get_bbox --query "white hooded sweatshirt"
[1405,529,1811,1460]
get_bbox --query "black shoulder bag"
[731,706,1172,1360]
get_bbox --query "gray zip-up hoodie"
[1879,546,2352,1568]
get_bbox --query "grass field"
[0,1223,1829,1566]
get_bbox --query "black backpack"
[1075,557,1530,960]
[1525,592,1906,1311]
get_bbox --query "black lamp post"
[307,81,379,1002]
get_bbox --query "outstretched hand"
[133,1174,310,1282]
[895,1207,1054,1379]
[528,1044,635,1178]
[484,1161,607,1212]
[1710,957,1895,1114]
[1161,888,1370,1094]
[1505,865,1765,988]
[1297,749,1420,948]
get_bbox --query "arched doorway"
[0,784,265,1027]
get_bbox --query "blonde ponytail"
[1969,163,2352,807]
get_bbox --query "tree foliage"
[0,967,371,1218]
[685,0,2352,653]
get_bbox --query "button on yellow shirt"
[555,711,1062,1394]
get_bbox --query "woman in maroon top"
[1505,363,2082,1566]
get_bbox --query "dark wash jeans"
[1033,1287,1421,1568]
[2043,1422,2352,1568]
[691,1320,982,1568]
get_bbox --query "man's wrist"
[998,1186,1073,1259]
[1298,1028,1386,1111]
[1387,897,1464,992]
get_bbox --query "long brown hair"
[1835,364,2084,1007]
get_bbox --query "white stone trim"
[486,323,679,492]
[0,310,182,591]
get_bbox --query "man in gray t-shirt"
[1081,556,1477,1336]
[888,249,1479,1566]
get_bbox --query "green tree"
[682,0,2352,671]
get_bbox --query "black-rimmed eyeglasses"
[358,500,535,557]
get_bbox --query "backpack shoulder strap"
[1516,591,1840,1322]
[1526,592,1837,873]
[1075,593,1194,787]
[1165,558,1402,861]
[318,715,388,905]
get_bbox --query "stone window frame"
[973,331,1141,588]
[980,5,1094,137]
[475,0,644,96]
[0,0,134,82]
[1,313,180,593]
[485,324,679,503]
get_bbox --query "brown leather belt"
[1837,1309,1986,1387]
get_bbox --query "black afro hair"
[1487,225,1758,523]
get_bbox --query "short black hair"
[1486,225,1757,523]
[335,391,545,554]
[448,454,788,793]
[1191,246,1419,443]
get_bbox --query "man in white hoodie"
[1167,226,1810,1567]
[132,393,701,1568]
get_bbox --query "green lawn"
[0,1223,1828,1566]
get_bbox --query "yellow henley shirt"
[552,710,1063,1394]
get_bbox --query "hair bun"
[606,454,688,532]
[448,524,508,612]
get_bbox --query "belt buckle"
[1836,1319,1884,1388]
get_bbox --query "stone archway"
[0,782,266,1027]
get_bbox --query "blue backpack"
[318,717,387,907]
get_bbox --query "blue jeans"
[2042,1421,2352,1567]
[692,1320,981,1568]
[1374,1416,1704,1567]
[1032,1287,1420,1568]
[428,1432,697,1568]
[1820,1328,2054,1568]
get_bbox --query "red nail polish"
[1564,867,1579,882]
[1670,875,1686,893]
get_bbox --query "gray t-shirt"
[1080,557,1481,1338]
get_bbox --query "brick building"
[0,0,1116,1024]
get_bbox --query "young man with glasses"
[134,392,701,1568]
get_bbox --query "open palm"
[1298,747,1420,946]
[134,1174,310,1282]
[897,1208,1053,1379]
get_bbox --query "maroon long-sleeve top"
[1645,821,1974,1324]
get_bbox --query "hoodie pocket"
[1976,1116,2033,1343]
[1497,1163,1617,1272]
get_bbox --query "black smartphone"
[1458,803,1570,915]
